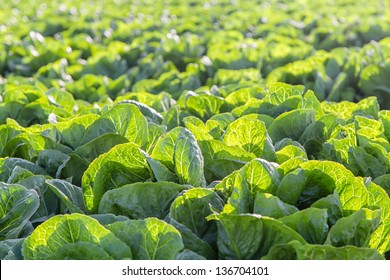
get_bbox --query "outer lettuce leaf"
[145,123,166,154]
[37,149,70,178]
[81,143,151,213]
[150,127,183,172]
[107,218,184,260]
[373,174,390,196]
[198,139,256,181]
[90,214,129,226]
[53,114,99,149]
[46,179,85,214]
[262,240,384,260]
[279,208,329,244]
[380,110,390,142]
[241,159,281,195]
[174,128,206,187]
[162,106,187,131]
[268,109,315,143]
[299,113,339,156]
[207,213,263,260]
[275,144,307,164]
[73,133,128,163]
[13,175,59,222]
[168,217,216,260]
[222,172,252,214]
[277,161,369,213]
[301,161,369,213]
[278,157,307,175]
[208,113,236,130]
[367,182,390,254]
[144,154,178,182]
[214,170,239,199]
[0,238,24,260]
[265,83,305,103]
[207,213,306,260]
[253,192,299,219]
[276,168,308,205]
[311,191,343,226]
[81,103,148,148]
[115,92,173,113]
[186,93,224,121]
[99,182,188,219]
[22,213,132,260]
[236,83,305,118]
[325,208,381,247]
[183,116,215,141]
[6,166,35,184]
[169,188,224,240]
[359,63,390,107]
[61,153,90,186]
[0,158,47,181]
[151,127,206,186]
[118,100,163,124]
[223,159,281,214]
[0,124,23,156]
[0,183,39,240]
[176,249,206,260]
[2,133,72,162]
[223,118,274,158]
[321,100,356,120]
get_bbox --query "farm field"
[0,0,390,260]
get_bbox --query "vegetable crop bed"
[0,0,390,260]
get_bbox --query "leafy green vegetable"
[169,188,223,240]
[253,192,299,218]
[199,139,256,181]
[262,240,385,260]
[279,208,329,244]
[168,217,216,260]
[366,182,390,254]
[81,103,148,148]
[0,183,39,240]
[22,213,132,260]
[268,109,316,143]
[208,212,306,259]
[325,208,381,247]
[46,179,85,214]
[82,143,151,213]
[223,159,281,214]
[174,128,206,187]
[107,218,184,260]
[223,118,272,158]
[99,182,188,219]
[0,239,24,260]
